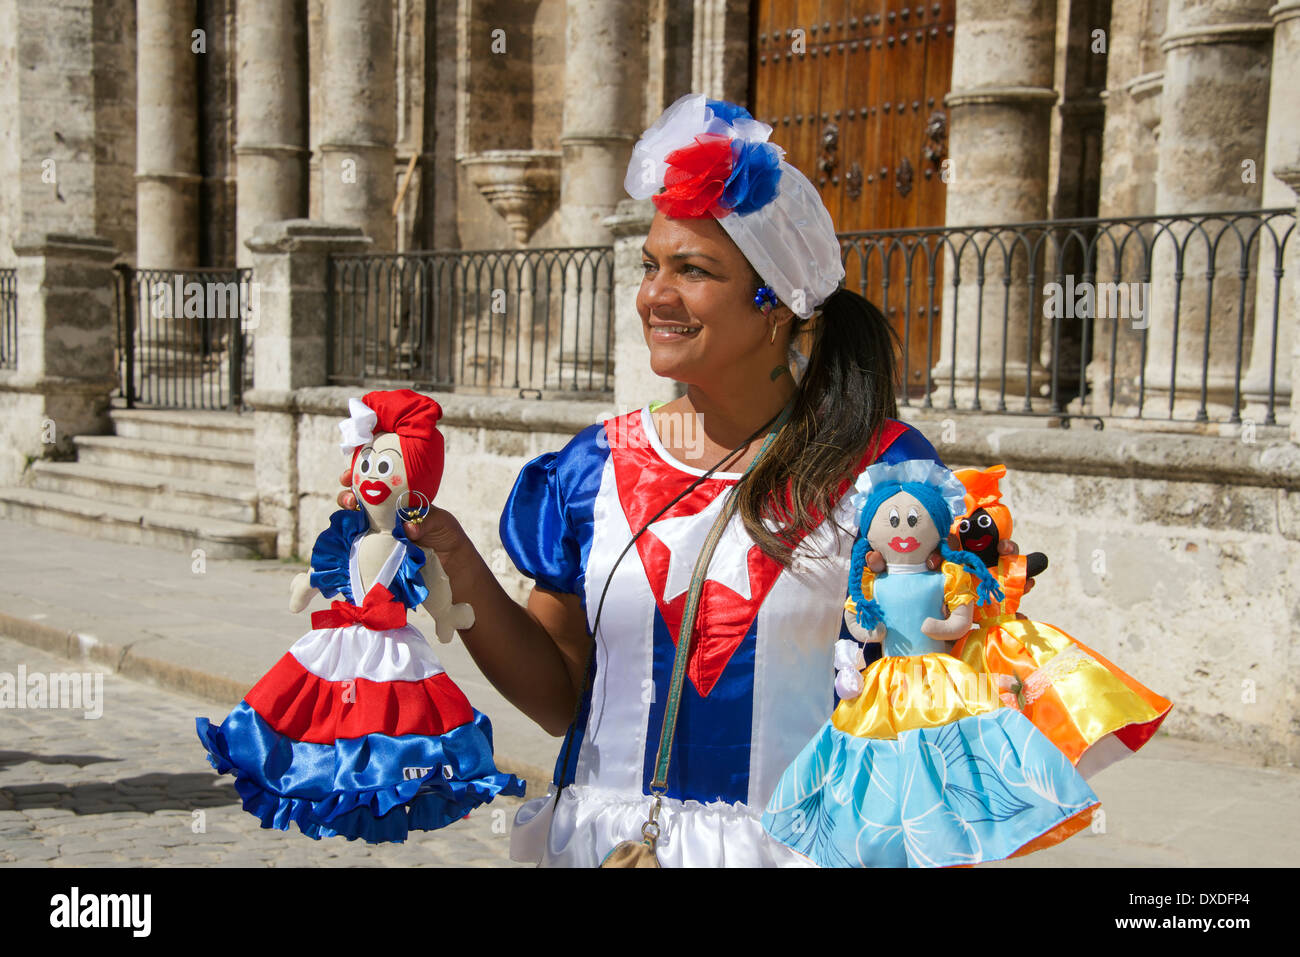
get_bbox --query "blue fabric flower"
[706,99,754,125]
[723,138,782,214]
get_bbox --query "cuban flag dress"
[197,509,525,843]
[502,405,938,867]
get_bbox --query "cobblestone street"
[0,637,527,868]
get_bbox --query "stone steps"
[0,409,276,558]
[108,407,253,450]
[0,486,277,559]
[28,460,259,524]
[72,434,254,485]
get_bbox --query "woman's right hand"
[337,468,474,569]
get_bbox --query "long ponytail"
[737,288,902,566]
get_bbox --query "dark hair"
[737,288,901,566]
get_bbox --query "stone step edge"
[0,609,553,797]
[73,434,257,467]
[108,408,254,431]
[0,487,277,544]
[31,460,260,506]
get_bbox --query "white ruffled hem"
[509,784,817,868]
[288,624,444,683]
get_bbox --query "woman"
[336,96,1028,866]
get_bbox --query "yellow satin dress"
[951,555,1172,777]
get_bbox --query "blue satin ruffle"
[499,421,608,597]
[196,702,525,843]
[308,508,430,609]
[761,708,1097,868]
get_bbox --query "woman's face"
[636,211,788,386]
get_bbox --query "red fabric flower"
[652,133,735,219]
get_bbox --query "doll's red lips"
[967,534,993,551]
[889,536,920,552]
[358,480,392,504]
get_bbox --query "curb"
[0,610,554,797]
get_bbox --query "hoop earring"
[397,488,432,525]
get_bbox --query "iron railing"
[327,246,615,398]
[839,208,1295,426]
[112,264,255,410]
[0,268,16,371]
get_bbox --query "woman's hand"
[337,468,474,571]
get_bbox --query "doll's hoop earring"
[397,489,432,525]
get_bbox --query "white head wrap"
[625,93,845,320]
[338,396,377,453]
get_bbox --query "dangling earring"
[397,488,432,525]
[769,321,778,345]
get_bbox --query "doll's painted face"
[866,490,941,565]
[353,432,407,514]
[957,508,1000,566]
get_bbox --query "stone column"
[1145,0,1273,419]
[1243,1,1300,426]
[0,234,118,485]
[558,0,647,246]
[234,0,309,268]
[933,0,1058,409]
[136,0,200,269]
[1276,165,1300,445]
[604,199,680,413]
[691,0,748,103]
[244,220,372,557]
[317,0,396,252]
[555,0,647,388]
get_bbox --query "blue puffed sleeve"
[309,508,369,602]
[500,422,610,597]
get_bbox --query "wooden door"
[750,0,955,397]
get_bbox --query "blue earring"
[754,285,778,315]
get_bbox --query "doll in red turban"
[197,389,524,843]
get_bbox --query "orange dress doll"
[949,465,1172,778]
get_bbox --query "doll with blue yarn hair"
[761,459,1101,868]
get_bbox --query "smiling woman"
[335,95,1024,867]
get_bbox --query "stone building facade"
[1,1,1298,764]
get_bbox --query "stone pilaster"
[0,234,117,485]
[318,0,396,252]
[234,0,308,268]
[934,0,1058,408]
[1243,0,1300,425]
[1145,0,1273,418]
[604,198,680,414]
[691,0,749,104]
[136,0,200,269]
[244,220,372,556]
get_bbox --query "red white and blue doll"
[196,389,524,843]
[761,459,1100,867]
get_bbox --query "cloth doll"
[196,389,524,843]
[761,459,1100,868]
[949,464,1172,778]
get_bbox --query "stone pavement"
[1,517,1298,867]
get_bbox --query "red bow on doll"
[311,584,407,631]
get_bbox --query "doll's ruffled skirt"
[196,623,524,844]
[952,616,1172,778]
[760,653,1099,868]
